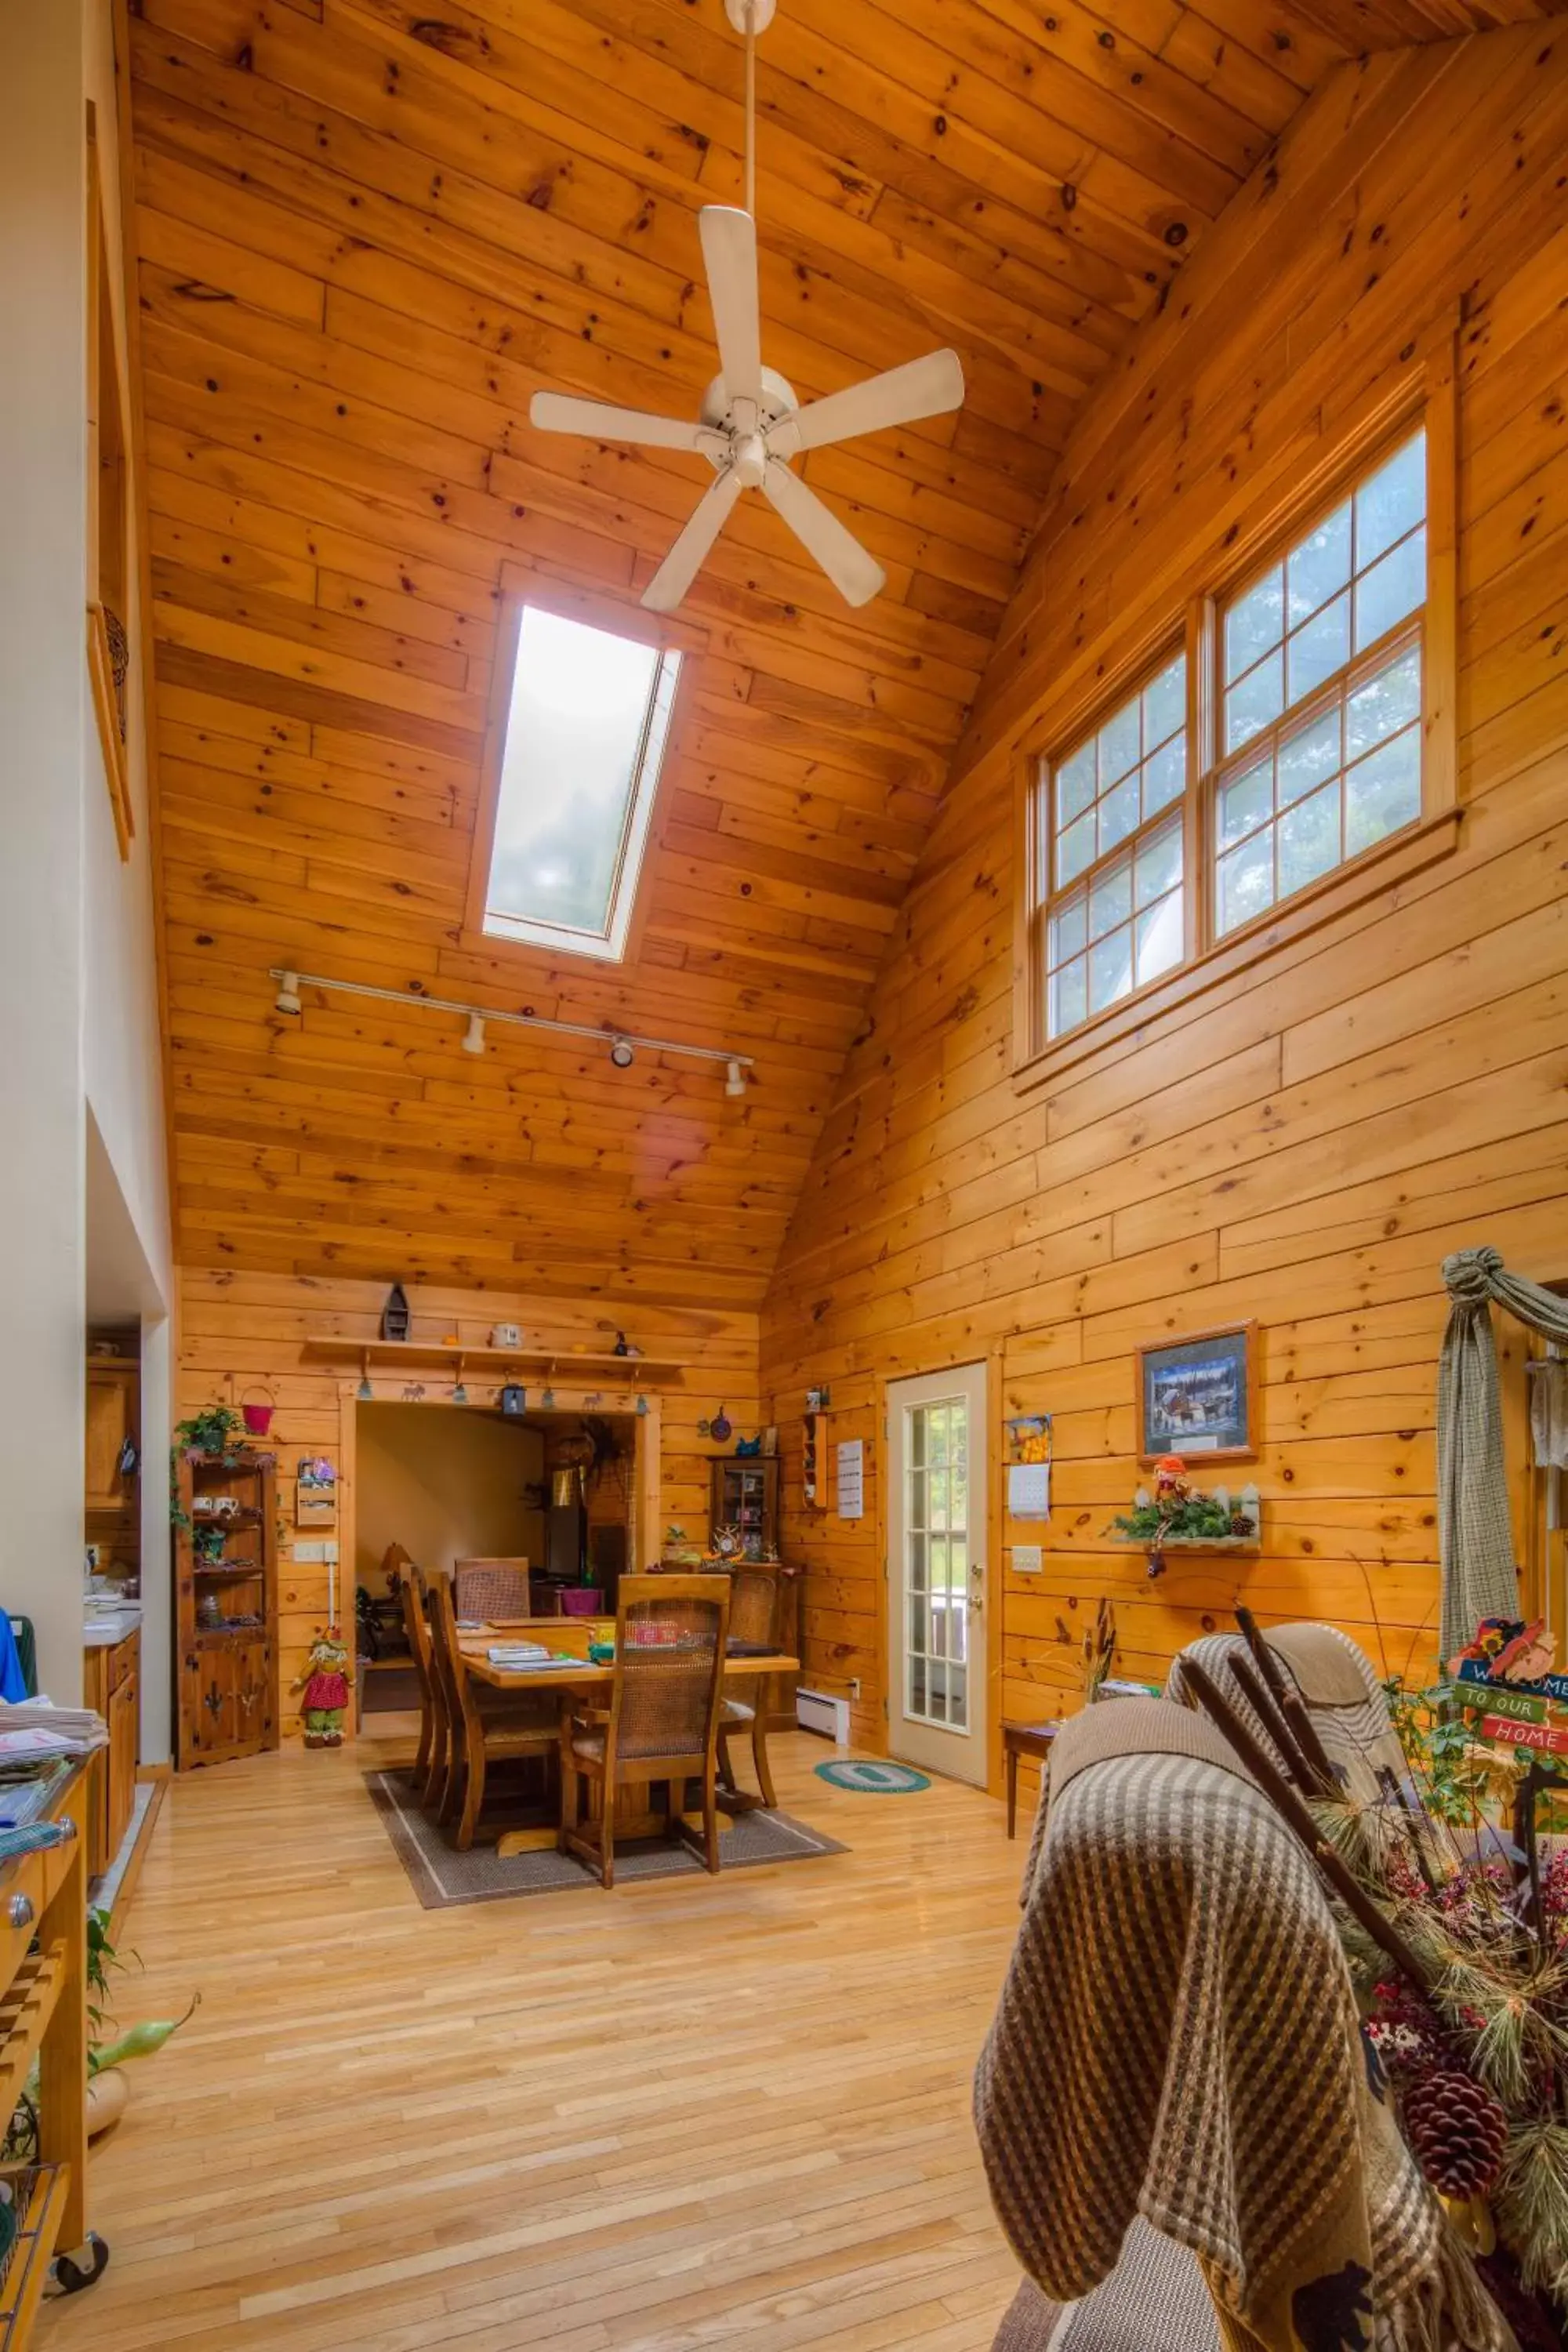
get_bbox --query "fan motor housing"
[701,367,797,437]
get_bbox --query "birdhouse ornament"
[295,1627,352,1748]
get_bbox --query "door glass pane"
[903,1396,972,1731]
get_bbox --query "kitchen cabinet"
[84,1363,137,1512]
[82,1627,139,1881]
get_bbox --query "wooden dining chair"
[558,1573,731,1889]
[717,1563,781,1809]
[452,1558,532,1623]
[392,1559,445,1806]
[424,1568,560,1850]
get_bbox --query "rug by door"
[365,1772,848,1907]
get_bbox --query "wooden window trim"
[86,106,134,862]
[1013,335,1458,1100]
[462,562,706,966]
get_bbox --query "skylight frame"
[466,576,698,967]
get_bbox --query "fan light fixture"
[609,1038,635,1070]
[274,971,302,1015]
[525,4,964,614]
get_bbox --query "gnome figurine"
[296,1626,352,1748]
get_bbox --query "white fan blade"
[769,349,965,458]
[530,391,704,452]
[641,470,742,612]
[761,463,885,608]
[699,206,761,410]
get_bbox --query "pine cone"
[1229,1508,1252,1537]
[1402,2066,1508,2198]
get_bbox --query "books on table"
[485,1644,579,1671]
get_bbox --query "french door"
[886,1363,988,1784]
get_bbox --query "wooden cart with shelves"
[0,1760,103,2335]
[176,1454,279,1770]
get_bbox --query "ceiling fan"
[527,0,965,615]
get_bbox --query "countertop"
[84,1608,142,1650]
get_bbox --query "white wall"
[356,1408,546,1590]
[0,2,172,1724]
[81,0,174,1761]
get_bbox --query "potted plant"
[6,1909,196,2154]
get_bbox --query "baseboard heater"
[796,1686,851,1744]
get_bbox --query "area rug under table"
[365,1772,847,1907]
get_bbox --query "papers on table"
[0,1700,108,1760]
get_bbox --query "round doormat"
[815,1759,931,1794]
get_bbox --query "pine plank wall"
[178,1270,759,1737]
[170,29,1568,1783]
[760,29,1568,1791]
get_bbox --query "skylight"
[480,604,680,962]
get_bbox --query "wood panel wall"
[179,1267,757,1736]
[760,27,1568,1791]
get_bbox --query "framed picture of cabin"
[1136,1323,1258,1466]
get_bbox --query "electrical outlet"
[849,1676,861,1700]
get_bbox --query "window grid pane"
[1221,429,1424,759]
[905,1399,971,1730]
[1046,654,1186,1044]
[1213,639,1422,939]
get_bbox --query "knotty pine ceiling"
[129,0,1562,1309]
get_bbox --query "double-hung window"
[1025,392,1454,1073]
[1044,653,1187,1041]
[1213,432,1425,940]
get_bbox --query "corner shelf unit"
[176,1451,279,1769]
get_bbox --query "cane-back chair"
[558,1573,731,1889]
[423,1567,559,1850]
[452,1558,532,1623]
[716,1563,781,1808]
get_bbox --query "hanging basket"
[240,1385,276,1437]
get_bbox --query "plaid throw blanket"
[975,1700,1515,2352]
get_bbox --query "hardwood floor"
[42,1733,1024,2352]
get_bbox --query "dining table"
[457,1617,802,1858]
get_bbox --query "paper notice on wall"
[1007,1461,1051,1519]
[837,1439,864,1519]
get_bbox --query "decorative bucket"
[560,1588,600,1617]
[241,1386,275,1436]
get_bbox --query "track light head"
[725,1058,746,1098]
[274,970,302,1016]
[609,1037,635,1070]
[462,1012,486,1057]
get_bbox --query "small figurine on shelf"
[295,1627,353,1748]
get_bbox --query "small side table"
[1003,1720,1060,1838]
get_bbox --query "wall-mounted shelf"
[1111,1534,1261,1581]
[301,1336,684,1384]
